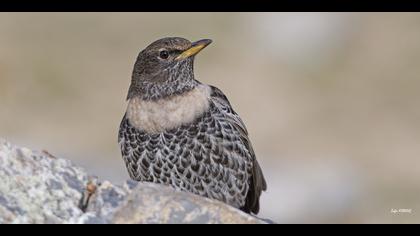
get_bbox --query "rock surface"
[0,139,264,224]
[112,182,262,224]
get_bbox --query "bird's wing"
[118,114,147,180]
[209,85,267,214]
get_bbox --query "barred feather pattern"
[118,85,266,213]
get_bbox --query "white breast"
[126,84,211,133]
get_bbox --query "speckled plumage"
[118,37,266,214]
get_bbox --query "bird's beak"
[175,39,212,60]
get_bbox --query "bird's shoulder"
[208,85,249,136]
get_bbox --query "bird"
[118,37,267,214]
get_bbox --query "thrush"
[118,37,267,214]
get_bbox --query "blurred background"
[0,13,419,223]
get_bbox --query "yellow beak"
[175,39,212,60]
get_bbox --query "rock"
[112,182,263,224]
[0,139,265,224]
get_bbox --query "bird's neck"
[127,77,199,101]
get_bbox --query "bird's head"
[127,37,212,100]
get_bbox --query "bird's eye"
[159,50,169,59]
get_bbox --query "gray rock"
[0,139,265,224]
[111,182,264,224]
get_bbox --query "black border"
[2,0,420,12]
